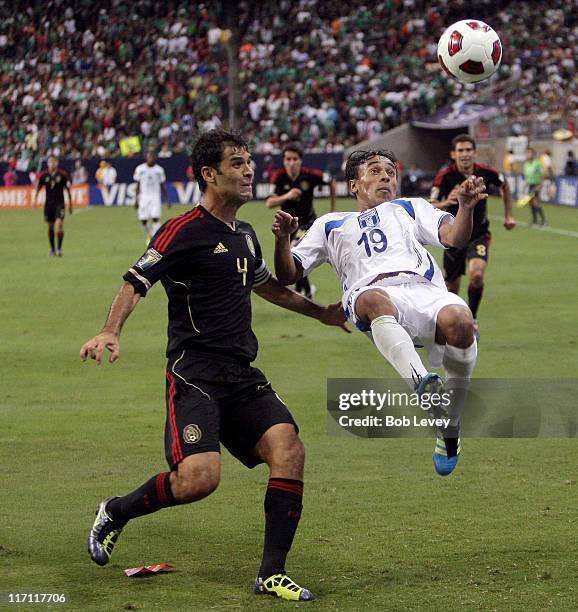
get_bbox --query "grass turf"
[0,198,576,611]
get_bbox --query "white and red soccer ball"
[437,19,502,84]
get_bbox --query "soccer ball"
[437,19,502,84]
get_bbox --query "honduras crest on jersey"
[358,208,380,229]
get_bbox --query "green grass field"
[1,198,577,611]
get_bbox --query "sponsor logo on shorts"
[183,423,202,444]
[135,248,162,270]
[245,234,255,257]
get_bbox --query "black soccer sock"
[538,207,546,223]
[48,228,55,251]
[467,283,484,318]
[531,206,538,224]
[107,472,179,523]
[259,478,303,578]
[57,231,64,250]
[295,277,311,297]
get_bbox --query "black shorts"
[44,204,65,223]
[164,351,298,469]
[443,232,491,282]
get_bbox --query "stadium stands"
[0,0,575,166]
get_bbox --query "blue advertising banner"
[505,175,578,207]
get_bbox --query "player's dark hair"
[345,149,398,186]
[282,144,303,159]
[191,129,248,192]
[451,134,476,150]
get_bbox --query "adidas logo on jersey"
[213,242,228,254]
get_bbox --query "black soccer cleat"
[88,497,125,566]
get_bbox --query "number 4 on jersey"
[357,229,387,257]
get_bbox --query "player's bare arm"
[501,180,516,230]
[439,176,487,248]
[253,276,349,333]
[272,210,302,285]
[80,281,141,365]
[329,178,337,212]
[134,182,140,209]
[266,188,302,209]
[33,181,42,208]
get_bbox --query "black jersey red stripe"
[154,208,204,253]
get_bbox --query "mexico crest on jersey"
[358,208,380,229]
[245,234,256,257]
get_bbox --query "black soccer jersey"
[123,205,271,362]
[272,167,328,226]
[431,163,504,239]
[38,170,70,206]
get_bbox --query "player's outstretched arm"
[272,210,302,285]
[329,178,337,212]
[253,277,350,333]
[65,185,73,214]
[439,176,487,249]
[501,180,516,230]
[79,281,141,365]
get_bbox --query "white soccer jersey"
[291,198,454,307]
[133,163,166,202]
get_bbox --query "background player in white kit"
[273,149,486,476]
[134,150,168,240]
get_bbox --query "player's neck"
[287,169,299,180]
[457,164,474,177]
[202,195,241,226]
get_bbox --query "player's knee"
[270,435,305,475]
[355,290,397,322]
[172,463,220,503]
[470,270,484,287]
[444,311,475,347]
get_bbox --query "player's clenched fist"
[272,210,299,238]
[80,332,120,365]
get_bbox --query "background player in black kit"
[430,135,515,336]
[80,130,348,602]
[266,144,336,299]
[33,155,72,256]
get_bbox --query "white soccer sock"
[443,340,477,380]
[370,315,428,388]
[442,340,478,432]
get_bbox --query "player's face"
[214,146,254,203]
[283,152,302,177]
[451,142,476,172]
[350,156,397,210]
[146,152,156,165]
[47,157,58,173]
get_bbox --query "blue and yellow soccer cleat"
[255,574,315,601]
[433,431,461,476]
[88,497,126,566]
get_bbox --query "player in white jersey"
[133,150,168,240]
[273,150,486,476]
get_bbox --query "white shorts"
[345,280,468,367]
[138,197,162,221]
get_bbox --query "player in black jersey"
[430,135,515,335]
[33,156,72,257]
[266,144,336,299]
[80,130,347,602]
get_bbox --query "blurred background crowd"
[0,0,576,169]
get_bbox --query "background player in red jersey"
[33,155,73,257]
[266,144,336,299]
[430,135,515,336]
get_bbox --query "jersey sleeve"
[122,224,191,296]
[412,198,454,248]
[291,216,329,276]
[273,174,284,196]
[133,166,142,182]
[159,166,166,183]
[430,172,449,201]
[248,227,272,287]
